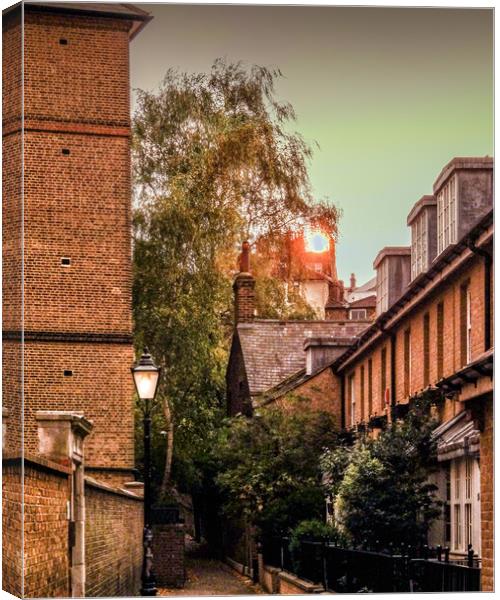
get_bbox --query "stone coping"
[278,569,324,593]
[35,410,94,437]
[373,246,411,269]
[407,194,436,226]
[433,156,493,194]
[2,451,72,476]
[304,336,358,350]
[84,475,144,501]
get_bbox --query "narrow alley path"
[158,538,264,596]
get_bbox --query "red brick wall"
[2,458,72,598]
[2,10,22,127]
[23,131,132,334]
[153,523,185,588]
[2,12,23,457]
[2,461,23,598]
[273,368,342,425]
[234,274,256,323]
[23,12,131,127]
[343,254,489,422]
[23,341,135,476]
[9,7,137,479]
[23,462,71,598]
[85,480,144,597]
[480,395,493,591]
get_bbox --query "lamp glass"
[133,370,160,401]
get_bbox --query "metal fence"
[262,538,481,593]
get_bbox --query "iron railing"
[262,538,481,593]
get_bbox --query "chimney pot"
[234,242,255,324]
[350,273,356,290]
[239,240,250,273]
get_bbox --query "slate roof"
[349,294,376,308]
[352,276,376,293]
[236,319,369,396]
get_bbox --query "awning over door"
[432,410,480,462]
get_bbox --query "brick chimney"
[233,241,256,323]
[349,273,356,291]
[325,279,347,320]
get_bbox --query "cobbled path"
[158,538,264,596]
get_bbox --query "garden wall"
[85,477,144,597]
[2,455,144,598]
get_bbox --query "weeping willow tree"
[132,59,340,496]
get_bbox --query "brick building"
[3,2,151,596]
[330,156,493,590]
[228,156,494,590]
[227,242,370,418]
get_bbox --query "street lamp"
[132,348,161,597]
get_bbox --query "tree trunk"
[160,399,174,496]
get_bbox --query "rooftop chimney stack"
[234,241,256,324]
[349,273,356,291]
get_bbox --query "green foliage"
[215,405,340,539]
[323,395,441,550]
[289,519,347,553]
[132,59,340,493]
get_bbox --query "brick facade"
[234,273,256,324]
[270,367,342,423]
[85,480,144,597]
[2,3,151,597]
[13,6,137,477]
[2,461,24,598]
[22,341,135,480]
[152,523,186,588]
[333,162,493,586]
[23,462,72,598]
[2,455,145,598]
[480,395,493,592]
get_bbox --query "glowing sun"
[305,230,330,253]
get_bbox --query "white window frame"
[349,374,356,427]
[450,457,481,555]
[411,211,428,279]
[437,175,458,255]
[376,259,389,314]
[350,308,367,320]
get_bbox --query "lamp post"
[132,348,161,597]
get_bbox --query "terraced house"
[226,156,493,591]
[331,156,493,591]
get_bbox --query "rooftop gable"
[236,319,368,396]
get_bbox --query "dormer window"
[437,175,457,255]
[350,309,367,320]
[411,211,427,279]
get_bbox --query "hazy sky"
[130,4,493,284]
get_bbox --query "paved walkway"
[158,538,263,596]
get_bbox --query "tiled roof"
[237,319,369,396]
[349,295,376,308]
[352,276,376,293]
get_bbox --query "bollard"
[467,544,474,568]
[436,545,442,562]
